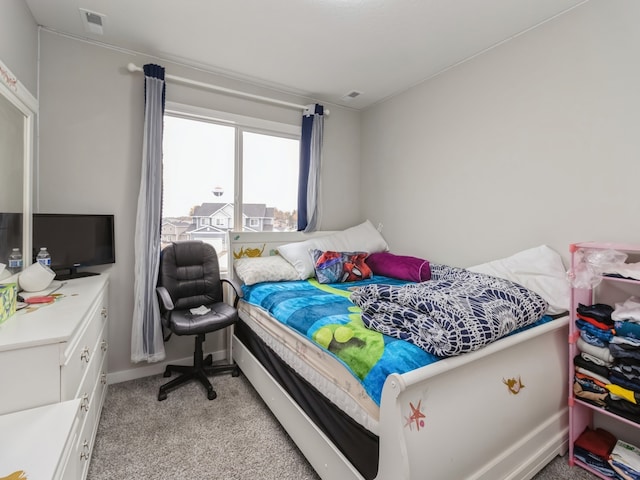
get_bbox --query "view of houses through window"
[161,107,300,270]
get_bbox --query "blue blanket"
[241,275,552,405]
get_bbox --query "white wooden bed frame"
[228,231,570,480]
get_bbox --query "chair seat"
[168,301,238,336]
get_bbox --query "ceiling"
[24,0,588,110]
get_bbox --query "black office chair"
[156,240,241,401]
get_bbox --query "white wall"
[25,0,640,378]
[361,0,640,268]
[0,0,38,96]
[36,30,362,376]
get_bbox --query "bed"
[227,226,571,480]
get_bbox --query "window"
[162,104,300,269]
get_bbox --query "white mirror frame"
[0,58,38,267]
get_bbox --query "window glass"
[162,115,235,217]
[243,131,299,232]
[162,108,300,271]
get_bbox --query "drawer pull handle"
[101,372,107,385]
[101,340,108,352]
[80,347,90,363]
[81,393,90,412]
[80,440,90,461]
[101,307,108,319]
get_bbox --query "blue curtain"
[131,64,166,363]
[297,104,324,232]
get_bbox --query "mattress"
[238,300,381,433]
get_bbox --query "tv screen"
[32,213,115,280]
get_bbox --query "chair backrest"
[158,241,223,310]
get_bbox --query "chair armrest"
[156,286,175,311]
[222,277,243,308]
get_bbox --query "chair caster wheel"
[232,367,240,377]
[208,390,217,400]
[158,391,167,401]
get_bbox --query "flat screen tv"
[32,213,115,280]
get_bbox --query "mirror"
[0,58,37,277]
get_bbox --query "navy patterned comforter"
[350,263,549,357]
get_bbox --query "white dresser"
[0,274,109,480]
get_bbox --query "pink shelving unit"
[568,242,640,478]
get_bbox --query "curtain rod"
[126,63,329,115]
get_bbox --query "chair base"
[158,333,240,401]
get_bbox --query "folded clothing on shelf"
[578,303,615,324]
[574,426,617,459]
[610,439,640,477]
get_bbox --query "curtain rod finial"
[127,62,141,73]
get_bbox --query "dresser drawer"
[75,356,108,480]
[0,343,60,414]
[61,288,108,400]
[74,334,107,434]
[57,406,82,480]
[66,320,108,402]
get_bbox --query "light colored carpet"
[88,373,598,480]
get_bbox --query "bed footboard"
[376,317,569,480]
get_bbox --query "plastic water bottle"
[7,248,23,274]
[36,247,52,267]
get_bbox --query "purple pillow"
[365,252,431,282]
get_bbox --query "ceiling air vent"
[341,90,363,102]
[79,8,106,35]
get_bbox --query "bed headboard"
[227,230,335,280]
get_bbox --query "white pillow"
[278,220,388,280]
[467,245,569,315]
[234,255,299,285]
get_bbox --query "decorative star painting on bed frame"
[404,400,426,431]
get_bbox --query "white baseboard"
[106,348,230,385]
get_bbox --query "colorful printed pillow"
[278,220,388,280]
[310,249,372,284]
